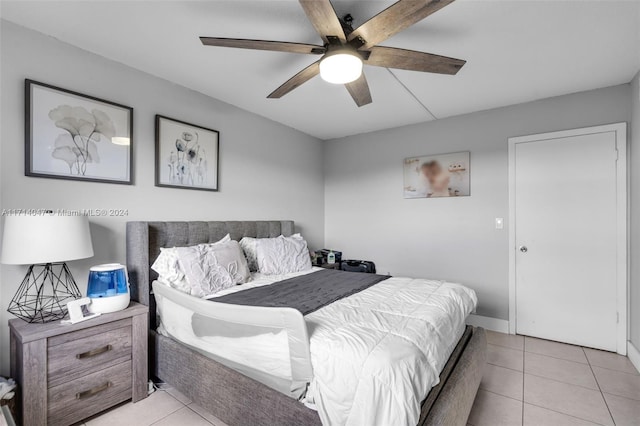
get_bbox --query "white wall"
[0,21,324,375]
[631,70,640,348]
[324,84,632,320]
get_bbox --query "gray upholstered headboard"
[126,220,295,328]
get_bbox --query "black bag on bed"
[340,260,376,274]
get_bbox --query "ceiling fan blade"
[348,0,456,49]
[299,0,346,43]
[365,46,465,75]
[200,37,325,55]
[345,73,373,107]
[268,61,321,99]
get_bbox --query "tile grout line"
[583,347,617,426]
[486,360,524,374]
[588,363,640,376]
[485,333,524,352]
[598,390,640,403]
[492,335,638,375]
[523,401,608,426]
[478,384,524,404]
[525,344,637,374]
[488,343,523,351]
[148,391,190,426]
[487,342,524,352]
[523,349,589,365]
[186,403,217,425]
[490,333,636,426]
[481,388,524,403]
[523,371,603,392]
[601,391,640,403]
[149,409,187,425]
[481,388,607,426]
[496,346,601,391]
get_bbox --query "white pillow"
[151,234,232,293]
[240,234,304,272]
[256,234,311,275]
[208,240,252,284]
[152,246,190,293]
[175,245,234,297]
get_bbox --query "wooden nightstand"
[9,302,148,426]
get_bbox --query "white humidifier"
[86,263,130,314]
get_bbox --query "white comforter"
[304,275,477,426]
[165,269,477,425]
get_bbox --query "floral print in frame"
[25,79,133,184]
[155,115,219,191]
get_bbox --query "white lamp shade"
[111,137,130,146]
[319,51,363,84]
[1,214,94,265]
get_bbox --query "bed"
[126,220,486,426]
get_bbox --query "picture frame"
[25,79,133,184]
[403,151,470,199]
[155,115,220,191]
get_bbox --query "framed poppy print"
[155,115,219,191]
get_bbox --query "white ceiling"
[2,0,639,140]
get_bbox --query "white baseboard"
[628,341,640,374]
[466,314,509,333]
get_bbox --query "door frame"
[508,123,628,354]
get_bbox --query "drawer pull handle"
[76,344,112,359]
[76,381,111,400]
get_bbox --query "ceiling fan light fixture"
[319,50,363,84]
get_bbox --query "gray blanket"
[212,269,390,315]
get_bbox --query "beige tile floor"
[82,331,639,426]
[81,385,227,426]
[469,331,640,426]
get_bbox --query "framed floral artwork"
[155,115,219,191]
[25,79,133,184]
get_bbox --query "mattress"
[154,268,477,426]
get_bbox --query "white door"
[509,124,627,353]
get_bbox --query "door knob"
[519,246,528,253]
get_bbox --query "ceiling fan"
[200,0,465,107]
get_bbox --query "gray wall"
[0,21,324,375]
[324,84,632,320]
[631,70,640,348]
[0,19,637,377]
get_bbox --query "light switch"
[495,218,504,229]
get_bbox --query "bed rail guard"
[152,281,314,395]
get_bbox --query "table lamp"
[1,213,94,323]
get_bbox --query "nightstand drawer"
[48,319,132,387]
[47,360,132,426]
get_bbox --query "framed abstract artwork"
[155,115,219,191]
[403,151,470,199]
[25,79,133,184]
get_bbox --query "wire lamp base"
[8,262,82,323]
